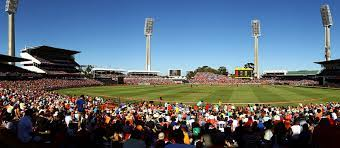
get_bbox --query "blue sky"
[0,0,338,75]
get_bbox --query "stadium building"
[262,70,288,77]
[315,59,340,85]
[0,54,40,79]
[20,46,81,78]
[262,70,319,80]
[91,68,126,84]
[127,70,159,76]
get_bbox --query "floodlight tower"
[5,0,19,65]
[252,19,261,79]
[144,18,154,71]
[320,4,333,61]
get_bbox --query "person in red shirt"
[168,104,172,111]
[205,103,210,111]
[194,105,198,111]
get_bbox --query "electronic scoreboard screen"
[169,70,181,76]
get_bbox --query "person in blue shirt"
[76,95,86,113]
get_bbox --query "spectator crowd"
[189,72,318,86]
[124,76,175,85]
[0,78,339,148]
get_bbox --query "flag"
[197,101,202,106]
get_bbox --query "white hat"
[6,106,13,113]
[274,115,280,121]
[263,116,270,122]
[242,118,248,123]
[158,132,165,140]
[53,111,58,117]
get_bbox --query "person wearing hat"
[155,132,166,148]
[2,100,15,130]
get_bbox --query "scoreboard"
[169,70,181,76]
[235,67,253,79]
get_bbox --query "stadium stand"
[262,70,288,78]
[189,72,318,86]
[91,68,125,79]
[91,68,126,84]
[123,70,177,85]
[124,76,175,85]
[190,72,230,84]
[263,70,319,81]
[0,54,41,79]
[127,70,160,77]
[20,46,81,78]
[0,48,331,148]
[315,59,340,86]
[0,79,339,148]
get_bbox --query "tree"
[244,63,255,69]
[244,63,254,77]
[85,65,94,74]
[186,71,195,79]
[217,66,227,75]
[195,66,218,74]
[186,66,229,79]
[80,65,94,78]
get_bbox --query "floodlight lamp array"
[144,18,154,35]
[252,20,261,36]
[320,4,333,27]
[5,0,18,14]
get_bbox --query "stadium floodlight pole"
[5,0,19,65]
[320,4,333,61]
[252,19,261,79]
[144,18,154,71]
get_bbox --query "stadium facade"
[262,70,318,80]
[315,59,340,85]
[0,53,40,79]
[20,46,81,77]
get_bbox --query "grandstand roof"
[0,54,29,62]
[127,70,160,73]
[0,63,32,73]
[286,70,319,76]
[127,70,160,76]
[91,68,126,72]
[263,70,288,74]
[315,59,340,64]
[23,45,80,55]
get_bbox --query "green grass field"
[56,85,340,105]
